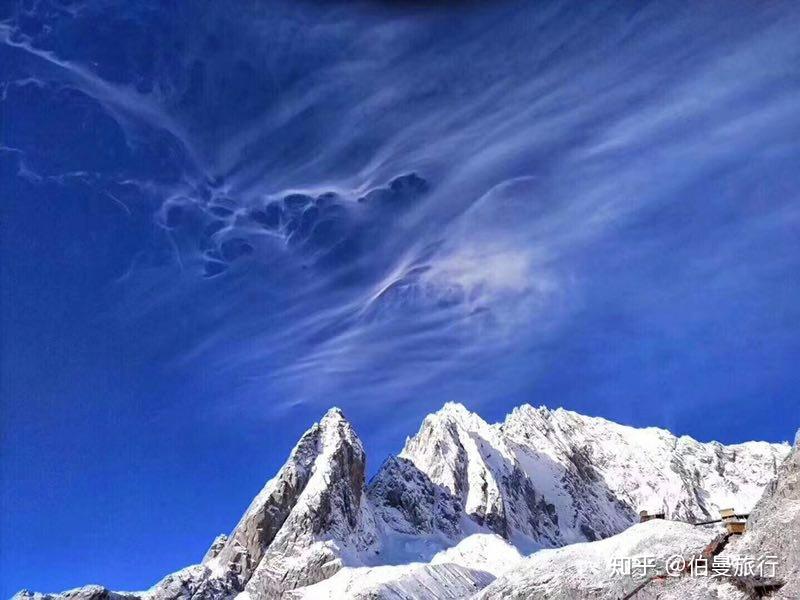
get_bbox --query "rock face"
[207,408,379,597]
[15,403,791,600]
[367,455,462,538]
[202,535,228,562]
[737,442,800,599]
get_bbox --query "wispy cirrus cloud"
[4,0,799,438]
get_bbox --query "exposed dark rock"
[367,455,461,538]
[202,534,228,562]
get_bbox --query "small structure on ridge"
[639,509,666,523]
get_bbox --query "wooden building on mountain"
[639,509,666,523]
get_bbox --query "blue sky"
[2,0,799,596]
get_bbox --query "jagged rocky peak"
[389,400,789,549]
[398,403,569,543]
[503,402,787,520]
[317,406,363,457]
[502,402,564,429]
[399,401,504,492]
[239,411,378,598]
[399,402,475,496]
[207,405,376,597]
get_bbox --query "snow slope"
[430,534,522,576]
[475,520,740,600]
[289,534,521,599]
[289,562,492,600]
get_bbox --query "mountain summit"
[16,403,792,600]
[206,406,379,597]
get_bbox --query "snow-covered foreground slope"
[14,403,792,600]
[288,535,520,600]
[475,519,726,600]
[430,534,522,576]
[290,562,492,600]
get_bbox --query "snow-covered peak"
[435,401,475,418]
[384,400,789,550]
[418,401,491,432]
[397,400,515,537]
[205,406,377,597]
[317,406,363,454]
[320,405,346,424]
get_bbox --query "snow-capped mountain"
[207,408,379,597]
[15,403,791,600]
[475,438,800,600]
[388,402,787,549]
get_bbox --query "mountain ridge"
[15,402,791,600]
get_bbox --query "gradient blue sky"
[2,0,799,596]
